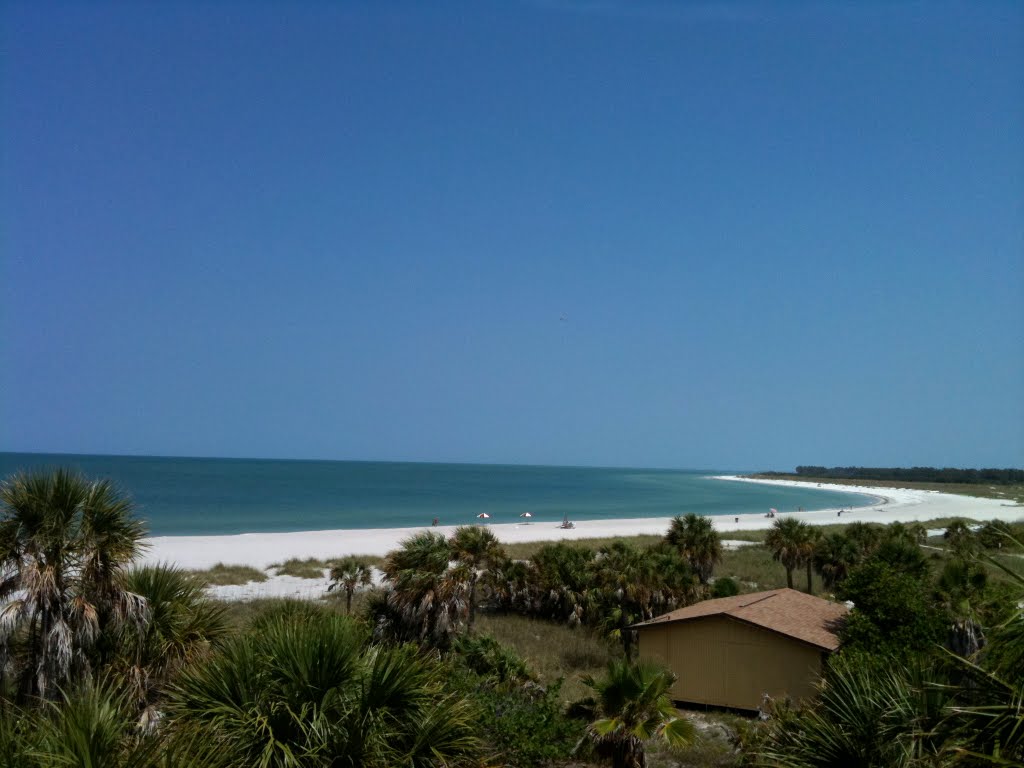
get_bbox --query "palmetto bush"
[168,605,482,768]
[573,659,694,768]
[116,563,229,712]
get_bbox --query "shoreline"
[142,475,1023,571]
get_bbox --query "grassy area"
[748,474,1024,506]
[269,555,384,579]
[715,545,792,592]
[473,613,615,703]
[190,563,268,587]
[271,557,330,578]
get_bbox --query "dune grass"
[714,545,792,592]
[190,563,268,587]
[473,613,615,702]
[271,557,330,579]
[269,555,385,579]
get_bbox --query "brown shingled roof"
[632,588,848,651]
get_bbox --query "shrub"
[712,577,740,598]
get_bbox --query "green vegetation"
[191,562,268,586]
[271,556,330,578]
[327,555,373,613]
[3,467,1022,767]
[0,469,148,701]
[501,533,664,560]
[667,512,723,584]
[474,613,613,702]
[171,604,482,767]
[574,659,695,768]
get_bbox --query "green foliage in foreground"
[169,604,482,768]
[573,659,695,768]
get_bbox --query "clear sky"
[2,1,1022,470]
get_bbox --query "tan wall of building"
[636,616,825,710]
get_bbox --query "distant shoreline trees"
[760,466,1024,484]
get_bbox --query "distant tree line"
[765,466,1024,484]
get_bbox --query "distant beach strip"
[144,477,1023,570]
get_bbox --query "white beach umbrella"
[519,512,533,518]
[476,512,491,520]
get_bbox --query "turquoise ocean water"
[0,453,878,537]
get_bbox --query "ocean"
[0,453,877,537]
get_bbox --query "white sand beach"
[143,476,1023,575]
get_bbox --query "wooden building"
[632,588,848,711]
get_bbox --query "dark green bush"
[712,577,740,598]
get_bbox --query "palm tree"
[844,521,882,558]
[665,514,722,585]
[801,527,821,594]
[379,531,467,647]
[812,532,858,591]
[0,469,147,701]
[528,543,595,625]
[590,543,697,656]
[576,659,694,768]
[449,525,505,630]
[328,556,374,614]
[765,518,811,591]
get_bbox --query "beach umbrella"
[476,512,491,520]
[519,512,533,518]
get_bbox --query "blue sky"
[2,1,1022,470]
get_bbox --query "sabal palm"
[480,556,531,613]
[529,543,595,625]
[328,556,373,614]
[0,469,147,700]
[812,532,859,591]
[381,531,467,647]
[169,607,481,767]
[589,543,654,656]
[577,659,694,768]
[590,543,697,656]
[665,514,722,585]
[449,525,505,630]
[765,518,811,591]
[801,527,821,593]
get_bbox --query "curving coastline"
[143,476,1022,570]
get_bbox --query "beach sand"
[143,475,1023,573]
